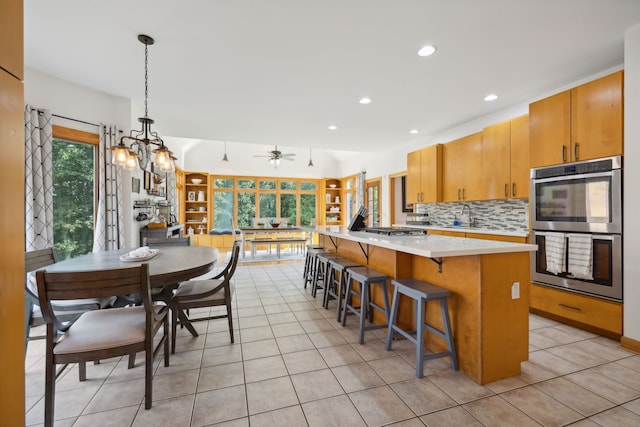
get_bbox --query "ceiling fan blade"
[284,157,295,161]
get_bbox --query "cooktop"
[362,227,425,236]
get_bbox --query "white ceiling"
[24,0,640,154]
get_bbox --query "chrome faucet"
[459,204,474,226]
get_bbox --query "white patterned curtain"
[25,106,54,251]
[93,125,125,252]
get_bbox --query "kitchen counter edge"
[315,226,537,258]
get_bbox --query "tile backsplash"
[415,199,529,233]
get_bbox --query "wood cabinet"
[406,144,442,204]
[183,172,211,236]
[322,178,342,225]
[443,132,483,202]
[0,0,23,80]
[482,115,530,200]
[530,284,622,338]
[0,0,25,422]
[530,71,623,167]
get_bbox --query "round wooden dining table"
[42,246,218,288]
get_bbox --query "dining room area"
[24,246,640,427]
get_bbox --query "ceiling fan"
[253,145,296,167]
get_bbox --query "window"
[280,193,296,224]
[237,192,256,227]
[300,194,316,226]
[210,176,320,227]
[259,193,276,218]
[51,126,98,260]
[213,191,234,228]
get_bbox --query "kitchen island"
[315,226,537,384]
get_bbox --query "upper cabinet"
[481,115,530,200]
[406,144,442,205]
[443,132,483,202]
[571,71,623,161]
[0,0,23,80]
[530,71,623,167]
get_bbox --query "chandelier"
[111,34,175,172]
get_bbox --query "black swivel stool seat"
[303,244,324,289]
[342,266,390,344]
[323,257,360,320]
[385,278,458,378]
[311,252,339,298]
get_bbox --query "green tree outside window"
[52,139,95,260]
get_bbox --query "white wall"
[623,24,640,343]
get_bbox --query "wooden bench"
[248,237,308,259]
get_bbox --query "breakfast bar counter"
[314,226,537,384]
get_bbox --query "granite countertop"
[315,226,537,258]
[395,224,529,238]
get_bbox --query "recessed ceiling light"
[409,129,420,134]
[484,94,498,102]
[417,45,437,57]
[359,97,372,105]
[328,125,337,130]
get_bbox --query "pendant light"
[307,148,314,167]
[111,34,175,172]
[222,141,229,162]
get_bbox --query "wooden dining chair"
[24,248,116,350]
[170,240,240,353]
[139,236,193,305]
[36,263,169,427]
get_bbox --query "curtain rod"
[51,113,99,128]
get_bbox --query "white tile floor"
[25,261,640,426]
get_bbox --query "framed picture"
[132,177,140,193]
[187,191,196,201]
[144,171,151,190]
[401,176,413,212]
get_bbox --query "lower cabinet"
[190,233,237,250]
[530,284,622,338]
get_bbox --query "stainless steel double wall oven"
[530,156,622,301]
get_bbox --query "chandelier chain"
[144,41,149,118]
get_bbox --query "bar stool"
[323,257,360,321]
[342,266,390,344]
[311,253,338,298]
[385,278,458,378]
[303,244,324,288]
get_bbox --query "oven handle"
[532,170,615,184]
[534,231,615,241]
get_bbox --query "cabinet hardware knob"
[504,184,508,197]
[562,145,567,163]
[574,143,579,160]
[512,182,516,197]
[457,189,461,200]
[462,188,466,200]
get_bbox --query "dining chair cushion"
[53,305,164,355]
[173,279,235,302]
